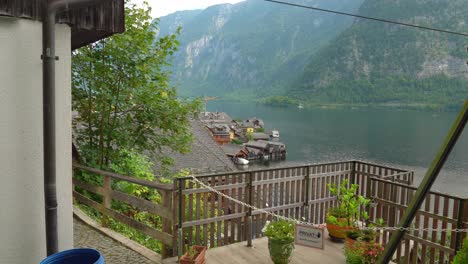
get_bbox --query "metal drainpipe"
[42,0,111,255]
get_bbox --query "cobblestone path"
[74,217,153,264]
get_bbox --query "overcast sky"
[131,0,246,18]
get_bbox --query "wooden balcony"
[72,160,468,263]
[162,230,345,264]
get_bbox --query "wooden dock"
[162,234,345,264]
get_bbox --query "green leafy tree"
[110,149,157,198]
[72,2,200,169]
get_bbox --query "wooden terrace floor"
[163,233,346,264]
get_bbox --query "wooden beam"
[380,100,468,263]
[73,163,174,191]
[372,197,458,224]
[110,190,173,221]
[72,178,104,195]
[182,212,246,228]
[105,208,173,246]
[182,182,247,195]
[73,191,104,211]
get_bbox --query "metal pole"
[42,0,58,255]
[41,0,114,255]
[379,100,468,263]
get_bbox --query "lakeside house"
[244,117,265,129]
[199,112,286,161]
[206,123,231,145]
[237,121,256,133]
[199,111,233,124]
[252,132,270,141]
[220,144,250,160]
[244,140,287,160]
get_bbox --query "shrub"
[262,220,295,240]
[327,179,370,226]
[452,237,468,264]
[231,138,243,145]
[344,240,384,264]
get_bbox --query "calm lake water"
[207,101,468,197]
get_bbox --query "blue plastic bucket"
[40,248,104,264]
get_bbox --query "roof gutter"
[41,0,112,256]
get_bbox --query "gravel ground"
[74,217,154,264]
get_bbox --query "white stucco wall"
[0,17,73,263]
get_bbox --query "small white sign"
[295,224,324,249]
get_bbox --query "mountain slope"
[157,0,365,98]
[292,0,468,109]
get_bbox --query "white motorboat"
[235,157,249,165]
[270,130,280,138]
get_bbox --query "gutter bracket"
[41,55,60,60]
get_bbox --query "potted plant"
[345,218,384,250]
[262,219,295,264]
[326,179,370,241]
[179,245,207,264]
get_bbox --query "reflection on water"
[208,102,468,197]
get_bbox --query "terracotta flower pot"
[179,245,207,264]
[326,218,354,241]
[268,237,295,264]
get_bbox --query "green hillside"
[157,0,364,98]
[292,0,468,110]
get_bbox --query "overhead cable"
[264,0,468,37]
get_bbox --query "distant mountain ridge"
[291,0,468,109]
[157,0,364,98]
[158,0,468,109]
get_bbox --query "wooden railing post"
[247,171,253,247]
[463,199,468,243]
[177,179,184,261]
[304,166,310,222]
[455,199,468,253]
[388,178,396,228]
[171,180,178,257]
[365,176,372,224]
[102,174,111,227]
[161,190,172,258]
[351,161,357,185]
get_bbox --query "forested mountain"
[291,0,468,109]
[158,0,468,109]
[157,0,364,98]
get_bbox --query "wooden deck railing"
[175,161,417,252]
[73,160,466,263]
[72,163,176,258]
[368,177,468,263]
